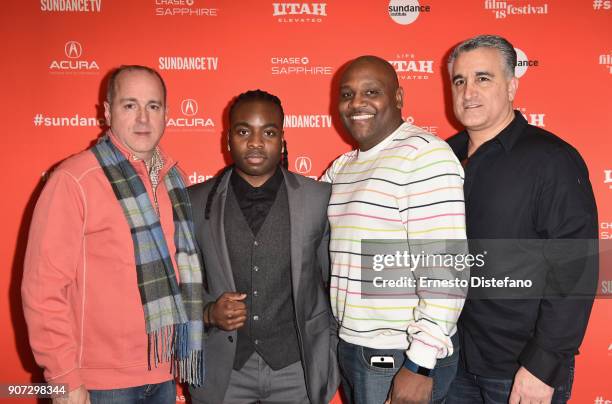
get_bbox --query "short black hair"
[204,90,288,220]
[106,65,167,104]
[228,89,285,123]
[228,89,287,170]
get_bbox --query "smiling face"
[450,47,518,140]
[338,58,404,151]
[104,69,167,162]
[229,99,284,187]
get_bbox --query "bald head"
[338,55,404,151]
[342,56,400,89]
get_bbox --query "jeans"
[89,380,176,404]
[446,360,574,404]
[338,333,459,404]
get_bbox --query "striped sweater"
[322,122,466,369]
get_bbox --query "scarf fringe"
[148,324,204,385]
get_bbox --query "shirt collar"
[451,110,527,159]
[495,110,527,152]
[107,129,175,169]
[230,165,284,197]
[356,121,406,160]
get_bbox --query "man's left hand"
[509,366,554,404]
[385,366,432,404]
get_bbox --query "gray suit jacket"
[188,167,340,404]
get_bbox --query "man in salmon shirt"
[22,65,204,404]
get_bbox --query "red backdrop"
[1,1,611,403]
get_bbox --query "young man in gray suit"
[188,90,340,404]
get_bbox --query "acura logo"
[181,99,198,116]
[295,156,312,174]
[64,41,82,59]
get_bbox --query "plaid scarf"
[91,134,204,385]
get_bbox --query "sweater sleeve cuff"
[47,368,83,392]
[406,339,439,369]
[519,339,568,387]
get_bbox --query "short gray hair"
[448,35,517,78]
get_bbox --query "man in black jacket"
[445,35,598,404]
[188,90,339,404]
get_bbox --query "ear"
[396,86,404,109]
[508,76,519,102]
[164,105,169,123]
[227,132,231,151]
[281,131,286,153]
[103,101,111,126]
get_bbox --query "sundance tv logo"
[41,0,102,12]
[166,98,215,131]
[49,41,100,74]
[273,2,327,23]
[154,0,218,17]
[389,52,434,80]
[284,114,332,129]
[40,0,102,13]
[271,56,332,76]
[388,0,431,25]
[158,56,219,71]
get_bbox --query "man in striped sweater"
[323,56,467,403]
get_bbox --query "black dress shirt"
[447,111,598,387]
[230,167,284,235]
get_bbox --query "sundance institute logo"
[514,48,539,78]
[388,0,430,25]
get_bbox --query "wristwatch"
[403,358,433,377]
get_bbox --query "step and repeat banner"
[1,1,611,403]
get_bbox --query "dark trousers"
[446,360,574,404]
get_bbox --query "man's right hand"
[53,385,90,404]
[210,292,247,331]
